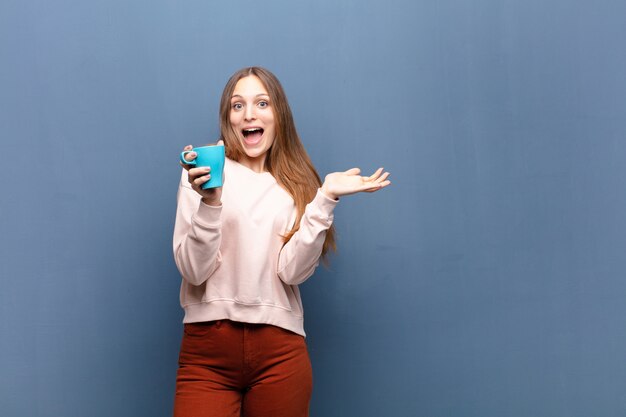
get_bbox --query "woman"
[173,67,390,417]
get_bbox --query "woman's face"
[229,75,276,171]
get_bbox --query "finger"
[374,172,390,183]
[193,174,211,187]
[360,178,392,192]
[179,145,195,170]
[186,168,209,184]
[366,167,384,181]
[344,167,361,176]
[216,139,224,146]
[183,151,197,163]
[364,180,391,192]
[188,167,211,179]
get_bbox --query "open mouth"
[242,128,264,145]
[242,128,264,137]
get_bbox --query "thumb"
[344,167,361,176]
[216,139,225,146]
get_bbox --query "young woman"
[173,67,390,417]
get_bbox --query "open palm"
[321,167,391,200]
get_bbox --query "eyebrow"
[231,94,270,100]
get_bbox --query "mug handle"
[180,150,197,166]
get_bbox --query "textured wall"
[1,1,625,416]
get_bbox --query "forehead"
[232,75,268,97]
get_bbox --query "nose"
[244,104,255,121]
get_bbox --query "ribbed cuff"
[313,188,339,219]
[192,200,223,228]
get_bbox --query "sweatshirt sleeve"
[277,189,338,285]
[172,169,223,286]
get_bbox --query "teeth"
[243,128,263,137]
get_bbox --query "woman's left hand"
[320,167,391,200]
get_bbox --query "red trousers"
[173,320,313,417]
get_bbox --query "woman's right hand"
[180,143,223,206]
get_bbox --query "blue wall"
[2,1,626,416]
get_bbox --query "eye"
[258,100,269,108]
[232,102,243,111]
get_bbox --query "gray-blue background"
[2,1,625,416]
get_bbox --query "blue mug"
[180,145,225,189]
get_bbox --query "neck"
[239,155,267,173]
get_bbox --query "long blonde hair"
[218,67,336,257]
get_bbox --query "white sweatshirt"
[173,158,338,336]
